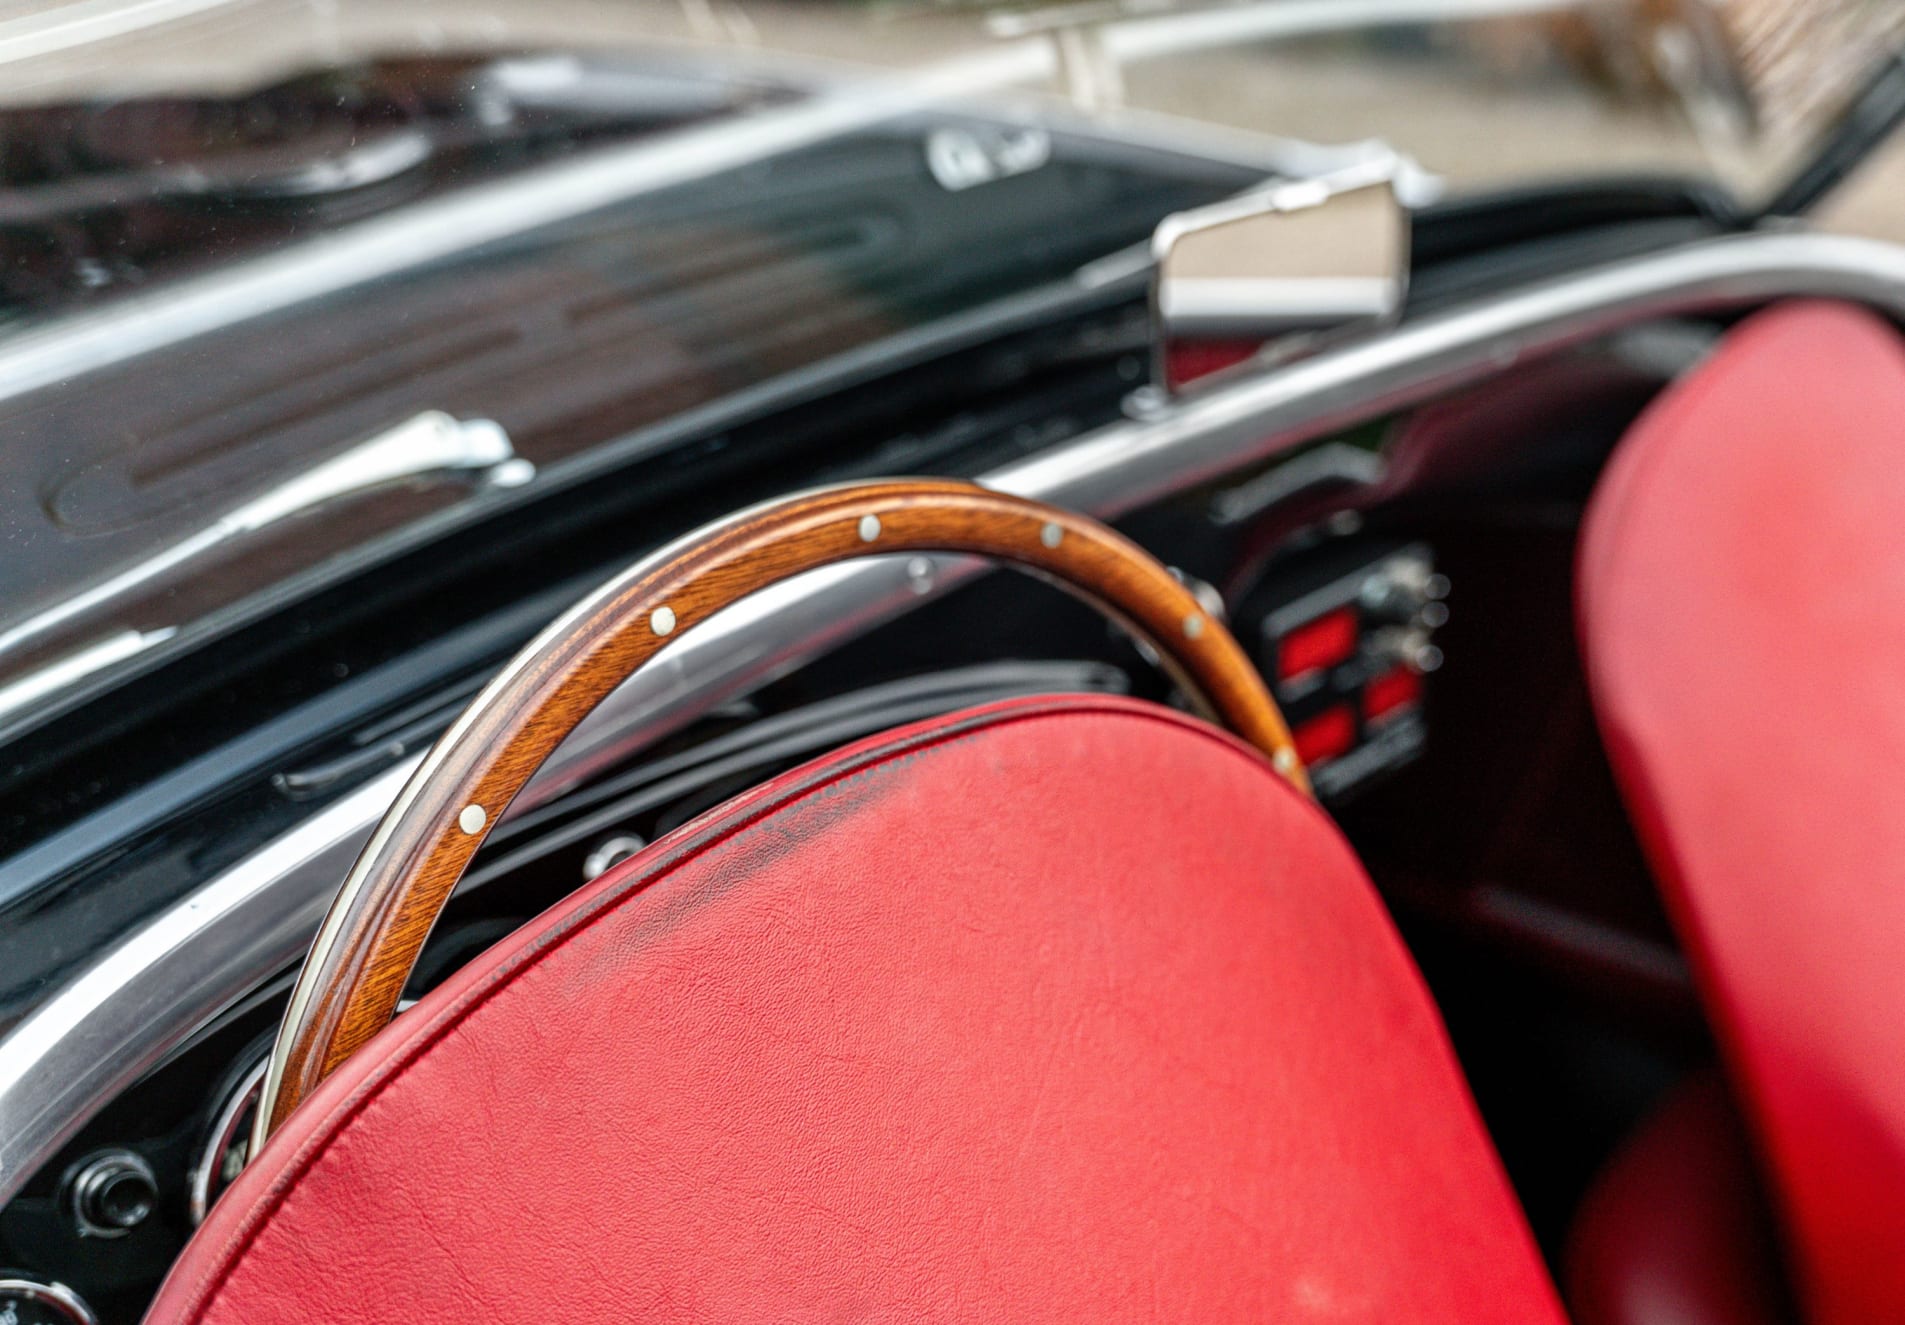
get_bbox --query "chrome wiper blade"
[0,411,534,712]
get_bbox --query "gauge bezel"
[0,1275,98,1325]
[187,1053,269,1228]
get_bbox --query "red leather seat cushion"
[149,695,1562,1323]
[1566,1071,1794,1325]
[1581,301,1905,1322]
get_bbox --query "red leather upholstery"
[1580,301,1905,1323]
[149,695,1562,1323]
[1566,1071,1794,1325]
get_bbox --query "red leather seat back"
[149,695,1562,1324]
[1581,302,1905,1322]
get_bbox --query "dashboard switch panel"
[1249,541,1443,800]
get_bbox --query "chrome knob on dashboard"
[1358,557,1448,624]
[62,1150,156,1239]
[0,1274,98,1324]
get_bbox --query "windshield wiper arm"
[0,411,534,671]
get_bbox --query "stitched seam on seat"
[176,698,1307,1323]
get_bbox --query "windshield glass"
[2,0,1901,728]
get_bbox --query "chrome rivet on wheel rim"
[1040,522,1063,549]
[458,804,487,835]
[651,606,676,636]
[858,514,881,542]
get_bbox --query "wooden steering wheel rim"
[257,479,1305,1139]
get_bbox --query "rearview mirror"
[1152,174,1410,392]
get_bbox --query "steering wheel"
[255,479,1305,1139]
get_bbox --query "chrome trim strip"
[3,228,1904,1202]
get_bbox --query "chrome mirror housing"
[1152,166,1414,392]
